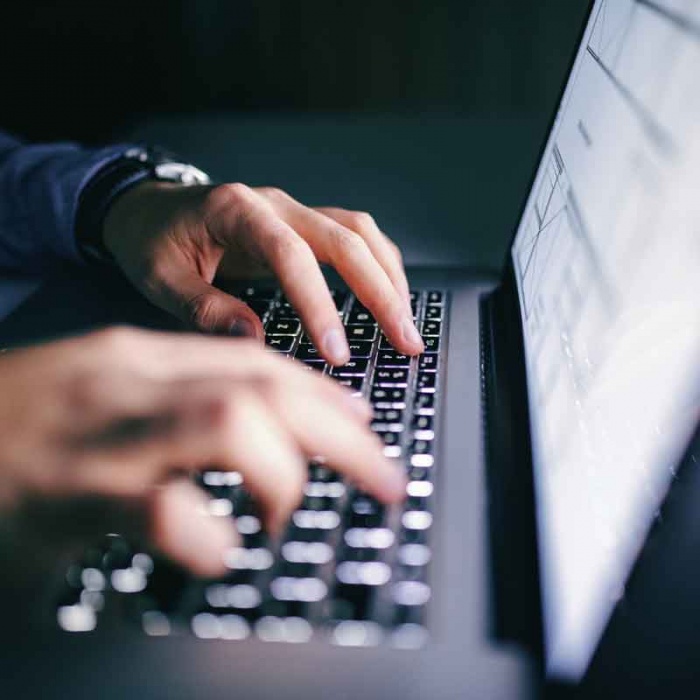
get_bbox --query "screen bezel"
[493,0,597,677]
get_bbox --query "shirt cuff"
[1,140,142,270]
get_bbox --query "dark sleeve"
[0,130,138,273]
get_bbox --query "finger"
[191,383,309,535]
[148,478,239,578]
[260,192,423,356]
[73,379,309,535]
[153,270,265,340]
[208,188,351,365]
[89,330,372,422]
[314,207,412,311]
[270,386,406,504]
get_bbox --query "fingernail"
[229,317,257,338]
[401,315,424,352]
[322,327,350,365]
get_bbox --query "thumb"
[162,271,264,340]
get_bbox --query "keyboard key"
[304,481,346,499]
[411,439,433,455]
[309,464,339,482]
[336,561,391,586]
[421,320,441,336]
[336,377,364,393]
[329,358,369,377]
[383,444,403,458]
[401,511,433,532]
[344,527,395,550]
[267,319,301,336]
[371,420,404,433]
[270,577,328,603]
[414,393,435,414]
[371,387,407,408]
[411,415,433,432]
[375,351,411,368]
[272,302,300,320]
[407,463,432,480]
[349,495,383,517]
[410,452,435,473]
[423,336,440,352]
[346,325,378,341]
[348,341,373,358]
[373,368,409,386]
[424,306,442,321]
[418,354,438,372]
[372,408,404,423]
[392,581,431,606]
[416,373,436,393]
[426,291,444,305]
[301,359,326,372]
[281,541,334,565]
[375,431,401,448]
[302,494,335,512]
[398,543,432,567]
[347,309,375,324]
[379,337,395,350]
[292,510,341,531]
[295,344,323,361]
[267,336,295,352]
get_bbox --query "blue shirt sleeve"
[0,130,137,273]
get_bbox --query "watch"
[75,146,212,263]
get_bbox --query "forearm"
[0,131,135,273]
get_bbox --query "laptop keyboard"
[56,287,447,649]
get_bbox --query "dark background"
[0,0,589,144]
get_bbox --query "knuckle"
[329,227,366,259]
[91,325,141,353]
[348,210,376,231]
[258,186,288,202]
[204,182,251,214]
[67,371,105,412]
[187,292,220,331]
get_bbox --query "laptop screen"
[511,0,700,680]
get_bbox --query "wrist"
[102,180,172,259]
[75,148,212,264]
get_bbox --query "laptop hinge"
[480,263,544,663]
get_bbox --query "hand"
[102,182,424,365]
[0,327,405,579]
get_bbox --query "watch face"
[154,162,211,186]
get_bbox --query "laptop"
[0,0,699,696]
